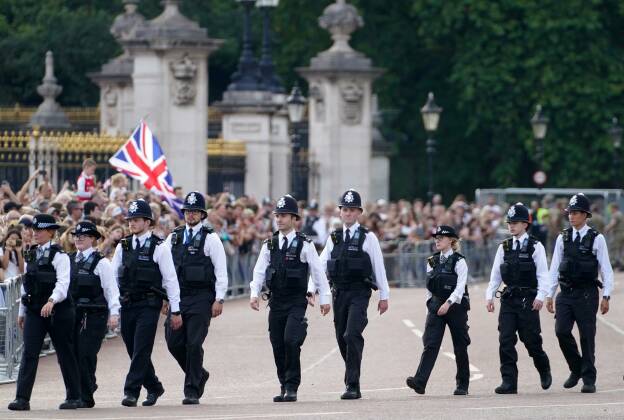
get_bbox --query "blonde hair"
[451,238,461,252]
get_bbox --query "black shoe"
[8,399,30,411]
[282,389,297,402]
[540,371,552,390]
[454,388,469,395]
[121,395,137,407]
[581,384,596,393]
[406,376,425,394]
[142,388,165,406]
[564,372,581,389]
[273,387,286,403]
[182,397,200,405]
[78,400,95,408]
[340,387,362,400]
[198,370,210,398]
[495,383,517,394]
[59,399,79,409]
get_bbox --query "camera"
[39,169,47,176]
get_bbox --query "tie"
[440,254,447,264]
[345,229,351,243]
[36,247,44,260]
[574,232,581,245]
[135,237,141,250]
[281,237,289,253]
[185,228,193,245]
[76,252,84,263]
[514,240,520,250]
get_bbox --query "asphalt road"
[1,276,624,419]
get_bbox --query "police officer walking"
[250,194,331,403]
[546,193,613,393]
[319,189,390,400]
[406,226,471,396]
[8,214,81,411]
[69,221,120,408]
[111,199,182,407]
[164,192,229,405]
[486,203,552,394]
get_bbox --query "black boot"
[454,382,469,395]
[121,395,137,407]
[59,399,80,409]
[282,389,297,402]
[581,383,596,393]
[495,382,517,394]
[142,387,164,407]
[340,386,362,400]
[540,371,552,390]
[273,386,285,403]
[563,372,581,389]
[406,376,425,394]
[8,399,30,411]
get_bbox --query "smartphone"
[15,238,22,247]
[39,169,47,176]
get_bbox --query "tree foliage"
[1,0,623,199]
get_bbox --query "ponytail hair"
[451,237,461,252]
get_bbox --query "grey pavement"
[2,276,624,419]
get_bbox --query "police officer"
[111,199,182,407]
[406,226,471,396]
[486,203,552,394]
[546,193,613,393]
[164,191,229,405]
[250,194,331,403]
[8,214,81,411]
[69,221,120,408]
[319,189,390,400]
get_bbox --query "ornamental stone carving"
[318,0,364,52]
[170,53,198,106]
[309,84,325,122]
[340,81,363,125]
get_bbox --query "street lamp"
[229,0,261,91]
[609,117,622,187]
[287,85,308,199]
[420,92,442,202]
[530,104,549,186]
[256,0,284,93]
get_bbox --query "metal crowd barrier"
[0,275,24,384]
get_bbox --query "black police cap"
[566,193,592,218]
[506,202,531,223]
[125,199,153,221]
[32,213,60,230]
[273,194,300,219]
[71,221,101,239]
[339,189,363,209]
[181,191,207,214]
[433,225,459,239]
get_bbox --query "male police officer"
[9,214,81,411]
[546,193,613,393]
[111,199,182,407]
[69,221,120,408]
[164,191,228,405]
[250,194,331,403]
[319,189,390,400]
[486,203,551,394]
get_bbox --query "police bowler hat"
[339,189,363,210]
[506,203,531,224]
[125,199,153,221]
[566,193,592,218]
[273,194,300,219]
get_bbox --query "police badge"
[277,197,286,208]
[187,192,197,205]
[129,202,138,214]
[507,206,516,218]
[570,195,578,206]
[345,191,354,203]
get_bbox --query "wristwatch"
[446,299,453,305]
[47,298,55,304]
[218,299,225,304]
[603,296,611,301]
[171,311,181,316]
[306,292,314,298]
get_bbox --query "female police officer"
[69,221,120,408]
[8,214,81,411]
[406,225,471,396]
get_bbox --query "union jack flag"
[109,121,183,216]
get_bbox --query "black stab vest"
[170,226,217,293]
[559,227,600,288]
[70,251,107,310]
[118,235,164,296]
[327,226,373,290]
[23,244,63,308]
[265,232,310,299]
[427,252,468,301]
[500,236,538,289]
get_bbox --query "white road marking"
[442,352,481,372]
[412,328,423,338]
[4,412,353,420]
[402,319,415,328]
[597,315,624,336]
[302,346,340,374]
[464,401,624,410]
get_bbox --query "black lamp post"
[530,104,549,186]
[256,0,284,93]
[229,0,261,91]
[287,85,307,199]
[420,92,442,202]
[609,117,622,188]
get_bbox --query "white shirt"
[486,233,550,302]
[111,231,181,312]
[425,249,468,305]
[164,223,229,300]
[318,222,390,300]
[250,229,332,305]
[75,247,121,316]
[19,241,71,317]
[548,224,614,298]
[0,247,22,278]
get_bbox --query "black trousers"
[73,309,108,404]
[333,288,371,389]
[413,299,470,389]
[268,298,308,392]
[120,300,163,398]
[16,302,81,401]
[555,287,599,385]
[165,295,212,398]
[498,296,550,386]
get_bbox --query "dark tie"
[185,228,193,245]
[76,252,84,263]
[440,254,447,264]
[574,232,581,245]
[281,237,289,253]
[515,240,520,250]
[135,238,141,250]
[345,229,351,243]
[36,247,44,260]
